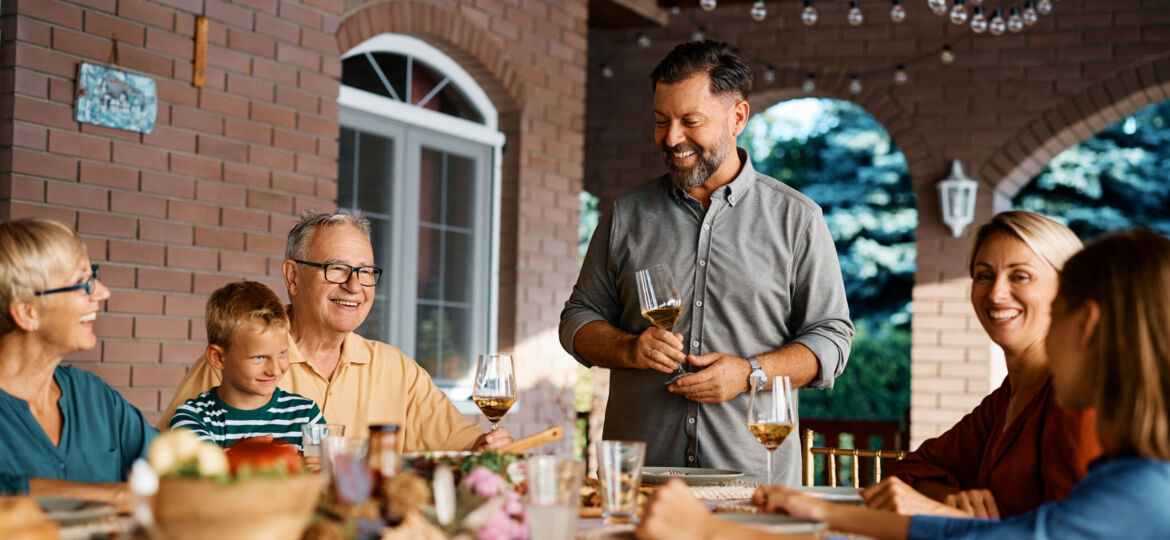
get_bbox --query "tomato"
[225,437,302,476]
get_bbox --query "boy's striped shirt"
[168,387,324,450]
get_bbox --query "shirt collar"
[670,147,757,207]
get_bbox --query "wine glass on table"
[746,375,796,485]
[473,354,516,432]
[635,264,686,384]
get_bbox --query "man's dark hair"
[649,40,753,100]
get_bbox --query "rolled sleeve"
[559,208,621,366]
[789,210,854,390]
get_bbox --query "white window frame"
[339,34,504,407]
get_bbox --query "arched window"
[338,34,504,396]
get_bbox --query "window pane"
[417,225,441,301]
[445,153,474,229]
[443,230,471,304]
[357,132,394,215]
[338,128,356,208]
[436,81,484,124]
[356,293,388,342]
[342,53,406,101]
[442,306,473,381]
[419,148,442,224]
[416,304,441,375]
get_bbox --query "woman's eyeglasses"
[35,265,101,296]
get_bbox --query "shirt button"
[729,196,736,204]
[692,340,700,348]
[699,260,706,266]
[687,455,695,462]
[695,300,702,307]
[703,224,710,230]
[688,417,695,424]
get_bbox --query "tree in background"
[740,98,916,420]
[1014,100,1170,238]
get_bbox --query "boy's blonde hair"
[1058,229,1170,460]
[0,218,86,336]
[968,211,1083,275]
[205,281,288,350]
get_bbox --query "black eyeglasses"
[36,264,101,296]
[293,260,382,287]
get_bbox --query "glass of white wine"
[635,264,686,384]
[747,375,796,485]
[473,353,516,431]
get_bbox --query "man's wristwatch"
[747,356,768,391]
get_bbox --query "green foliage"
[1014,100,1170,238]
[798,322,911,420]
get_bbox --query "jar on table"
[367,424,401,479]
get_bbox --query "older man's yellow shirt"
[158,332,483,451]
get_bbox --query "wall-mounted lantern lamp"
[937,159,978,237]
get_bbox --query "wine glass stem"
[766,449,773,485]
[490,421,498,431]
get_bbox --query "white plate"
[36,497,116,525]
[798,485,864,504]
[641,466,743,486]
[720,512,827,533]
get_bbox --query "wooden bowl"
[153,474,325,540]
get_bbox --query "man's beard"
[660,139,731,191]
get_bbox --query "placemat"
[688,480,758,501]
[59,514,134,540]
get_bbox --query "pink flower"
[503,490,524,517]
[463,466,506,498]
[477,509,513,540]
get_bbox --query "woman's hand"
[944,489,1000,518]
[636,480,718,540]
[466,427,513,451]
[861,477,970,518]
[751,484,828,522]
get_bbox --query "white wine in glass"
[746,376,796,485]
[473,354,516,431]
[635,264,686,384]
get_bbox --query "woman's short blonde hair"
[968,211,1083,275]
[1057,229,1170,461]
[0,218,86,336]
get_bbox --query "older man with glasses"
[160,211,511,452]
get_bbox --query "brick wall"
[584,0,1170,447]
[1,0,586,452]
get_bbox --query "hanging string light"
[1037,0,1053,15]
[802,73,816,93]
[601,63,614,79]
[849,74,863,95]
[989,9,1006,35]
[668,1,681,15]
[764,64,776,83]
[699,0,716,12]
[801,0,818,26]
[890,0,906,23]
[1007,6,1025,33]
[970,5,988,33]
[928,0,947,16]
[847,1,864,26]
[636,32,652,47]
[940,44,955,64]
[1022,1,1039,25]
[750,0,767,22]
[894,64,908,85]
[691,25,707,41]
[949,0,968,25]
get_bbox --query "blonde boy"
[169,281,323,448]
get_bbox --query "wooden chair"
[801,419,907,488]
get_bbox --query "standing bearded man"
[560,41,853,484]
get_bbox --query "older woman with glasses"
[0,218,156,509]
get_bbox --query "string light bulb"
[989,9,1006,35]
[1037,0,1053,15]
[940,44,955,65]
[949,0,968,25]
[700,0,717,12]
[801,0,818,26]
[751,0,767,21]
[601,63,614,79]
[1022,1,1039,25]
[802,73,816,93]
[764,64,776,83]
[692,26,707,41]
[848,1,864,25]
[849,74,862,95]
[970,5,987,33]
[928,0,947,16]
[1007,6,1024,33]
[636,33,651,47]
[890,0,906,23]
[894,64,908,85]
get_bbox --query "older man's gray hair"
[285,210,373,260]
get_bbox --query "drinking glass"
[473,353,516,431]
[746,376,796,485]
[526,456,584,538]
[635,264,686,384]
[597,440,646,524]
[301,423,345,458]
